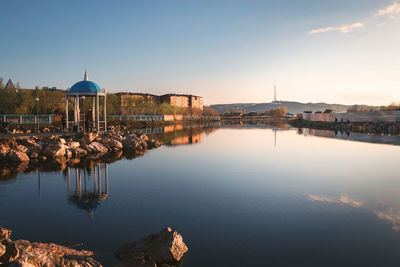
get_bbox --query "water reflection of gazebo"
[66,163,109,217]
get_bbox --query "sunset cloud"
[308,195,364,208]
[308,22,365,35]
[377,2,400,17]
[309,194,400,232]
[309,1,400,35]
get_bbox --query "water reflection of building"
[164,125,184,133]
[170,133,204,146]
[66,163,109,217]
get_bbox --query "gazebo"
[66,71,106,132]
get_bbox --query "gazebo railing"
[0,114,54,124]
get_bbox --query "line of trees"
[0,78,220,116]
[380,102,400,111]
[0,79,65,115]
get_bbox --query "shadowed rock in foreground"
[115,227,188,267]
[0,227,188,267]
[0,227,102,267]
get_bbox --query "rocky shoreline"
[289,118,400,135]
[0,227,188,267]
[0,131,162,165]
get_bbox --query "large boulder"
[122,135,147,152]
[6,239,102,267]
[41,143,65,158]
[8,259,36,267]
[69,141,80,149]
[100,138,123,151]
[0,227,11,241]
[17,139,42,153]
[0,238,20,264]
[16,145,28,154]
[87,141,109,154]
[83,133,98,144]
[146,139,162,149]
[0,138,18,161]
[115,227,188,266]
[8,150,30,162]
[0,243,5,257]
[70,147,88,158]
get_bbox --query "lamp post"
[81,96,86,133]
[16,89,21,115]
[35,97,39,132]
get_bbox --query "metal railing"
[183,116,220,121]
[0,114,54,124]
[109,115,165,121]
[135,122,221,134]
[110,115,220,121]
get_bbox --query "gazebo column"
[76,93,80,132]
[103,94,107,131]
[65,96,69,131]
[73,97,77,125]
[96,93,100,131]
[92,98,95,129]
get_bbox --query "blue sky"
[1,0,399,105]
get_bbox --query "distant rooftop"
[161,93,201,98]
[5,79,15,89]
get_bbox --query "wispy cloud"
[309,194,400,232]
[376,2,400,17]
[308,1,400,35]
[309,195,363,207]
[308,22,365,35]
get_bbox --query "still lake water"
[2,124,400,266]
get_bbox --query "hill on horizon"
[209,101,365,114]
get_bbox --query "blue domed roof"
[69,80,103,94]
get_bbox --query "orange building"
[116,92,203,113]
[161,94,203,110]
[189,95,203,110]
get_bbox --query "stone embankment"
[289,118,400,135]
[0,131,162,164]
[0,227,188,267]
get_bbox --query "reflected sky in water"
[1,125,400,266]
